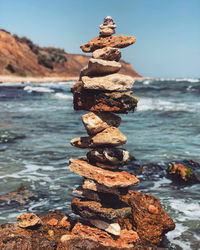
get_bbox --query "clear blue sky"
[0,0,199,78]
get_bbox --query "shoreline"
[0,75,145,84]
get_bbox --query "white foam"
[54,93,72,100]
[24,86,54,93]
[137,98,200,113]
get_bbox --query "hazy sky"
[0,0,199,78]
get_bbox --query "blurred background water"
[0,79,200,249]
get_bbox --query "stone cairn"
[68,16,175,248]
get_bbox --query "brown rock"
[80,35,136,53]
[69,159,139,188]
[46,218,58,226]
[71,81,139,113]
[121,191,175,246]
[58,216,71,229]
[71,197,131,220]
[71,127,127,148]
[92,47,121,61]
[82,112,121,135]
[80,58,121,78]
[82,73,134,91]
[82,179,129,196]
[69,222,139,248]
[17,213,42,228]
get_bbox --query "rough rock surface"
[71,197,131,220]
[80,58,121,78]
[82,73,134,91]
[92,47,121,61]
[80,35,136,53]
[82,112,121,135]
[71,127,127,148]
[69,159,140,188]
[121,191,176,246]
[17,213,42,228]
[82,179,129,196]
[65,222,139,249]
[87,147,134,165]
[71,81,139,113]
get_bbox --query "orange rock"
[17,213,42,228]
[46,218,58,226]
[58,216,71,229]
[69,159,139,188]
[80,35,136,53]
[148,205,159,214]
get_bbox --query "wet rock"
[71,197,131,221]
[80,58,121,79]
[17,213,42,228]
[0,130,25,143]
[82,179,129,196]
[69,159,139,188]
[90,219,121,235]
[46,218,58,226]
[82,112,121,135]
[87,147,134,165]
[80,35,136,53]
[71,127,127,148]
[71,81,139,113]
[167,160,200,183]
[64,222,139,249]
[82,73,134,91]
[121,191,175,246]
[0,186,37,205]
[92,47,121,62]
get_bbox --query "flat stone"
[92,47,121,61]
[99,24,117,29]
[65,222,139,249]
[69,159,139,188]
[90,219,120,236]
[17,213,42,228]
[71,127,126,148]
[80,35,136,53]
[87,147,134,165]
[82,179,128,196]
[100,27,115,36]
[71,197,132,220]
[80,58,121,78]
[82,73,134,91]
[82,112,121,135]
[71,81,139,113]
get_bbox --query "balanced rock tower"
[69,17,175,248]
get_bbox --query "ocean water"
[0,79,200,249]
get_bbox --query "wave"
[24,86,55,93]
[137,98,200,113]
[54,93,73,100]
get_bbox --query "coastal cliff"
[0,29,141,79]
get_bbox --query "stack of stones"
[69,16,140,243]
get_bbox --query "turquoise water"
[0,79,200,249]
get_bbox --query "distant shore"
[0,75,79,84]
[0,75,145,84]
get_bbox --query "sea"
[0,78,200,249]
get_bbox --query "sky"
[0,0,199,78]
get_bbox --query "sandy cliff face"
[0,29,141,78]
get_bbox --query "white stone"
[90,219,121,236]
